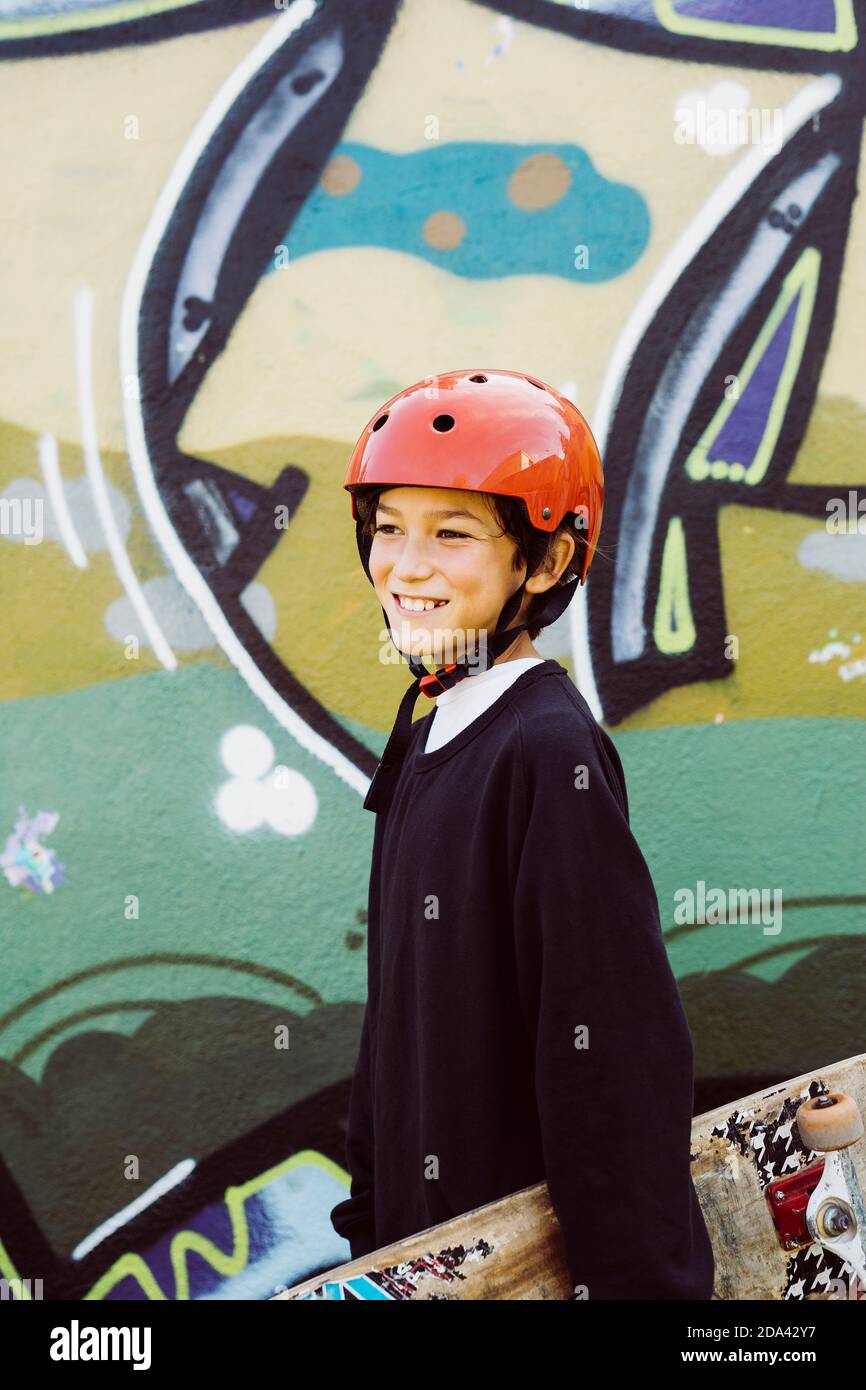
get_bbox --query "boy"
[330,369,715,1299]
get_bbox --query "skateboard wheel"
[796,1092,865,1150]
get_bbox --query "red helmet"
[344,367,604,584]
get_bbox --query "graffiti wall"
[1,0,864,1300]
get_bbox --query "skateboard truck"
[768,1092,866,1289]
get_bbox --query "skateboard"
[272,1052,866,1301]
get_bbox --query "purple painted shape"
[1,806,64,894]
[103,1182,282,1300]
[228,490,257,523]
[675,0,837,36]
[707,295,799,469]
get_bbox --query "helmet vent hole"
[372,413,389,431]
[527,378,544,390]
[432,414,455,432]
[469,374,487,383]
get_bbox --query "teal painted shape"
[272,141,650,283]
[606,716,866,979]
[0,666,376,1075]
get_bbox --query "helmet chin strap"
[357,521,578,813]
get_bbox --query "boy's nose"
[391,542,438,576]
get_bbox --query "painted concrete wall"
[1,0,864,1299]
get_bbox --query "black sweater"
[331,659,715,1299]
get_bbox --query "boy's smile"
[393,593,449,613]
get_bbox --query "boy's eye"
[373,523,470,539]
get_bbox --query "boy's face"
[369,486,532,662]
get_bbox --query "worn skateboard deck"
[273,1052,866,1301]
[692,1051,866,1300]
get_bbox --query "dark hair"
[352,485,591,640]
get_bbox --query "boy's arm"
[512,719,715,1300]
[329,999,378,1260]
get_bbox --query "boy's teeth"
[398,595,446,611]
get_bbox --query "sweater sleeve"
[512,715,715,1300]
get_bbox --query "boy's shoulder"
[508,663,630,821]
[507,660,605,750]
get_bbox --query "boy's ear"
[531,529,577,592]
